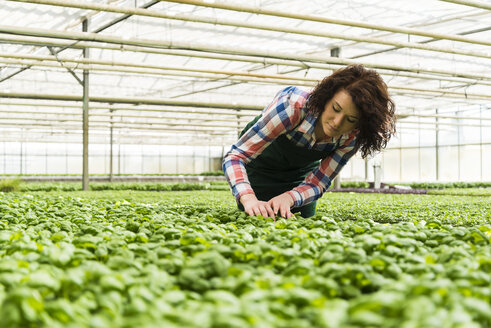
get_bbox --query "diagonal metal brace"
[48,46,83,85]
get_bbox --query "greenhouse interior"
[0,0,490,327]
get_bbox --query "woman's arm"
[286,132,359,208]
[222,86,308,213]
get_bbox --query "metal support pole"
[480,106,483,181]
[332,48,341,189]
[118,143,121,175]
[457,110,461,181]
[333,176,341,189]
[82,18,90,191]
[435,108,439,181]
[193,148,196,174]
[418,115,421,181]
[373,161,382,189]
[3,142,5,175]
[109,108,114,182]
[176,153,178,174]
[159,148,162,174]
[1,143,5,174]
[236,109,241,138]
[20,135,23,175]
[399,130,402,181]
[45,143,48,174]
[141,145,144,174]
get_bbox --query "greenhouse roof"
[0,0,490,145]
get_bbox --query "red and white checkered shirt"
[223,86,359,207]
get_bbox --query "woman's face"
[315,89,360,139]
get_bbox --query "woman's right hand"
[240,194,275,218]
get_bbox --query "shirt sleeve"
[287,132,358,208]
[222,86,307,202]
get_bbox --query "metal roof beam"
[0,25,489,81]
[156,0,491,47]
[0,91,264,110]
[0,100,260,116]
[7,0,491,59]
[0,109,254,123]
[3,114,490,129]
[1,56,490,101]
[438,0,491,10]
[2,34,490,87]
[0,121,238,134]
[0,0,160,84]
[3,107,489,122]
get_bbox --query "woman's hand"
[240,194,275,218]
[268,192,294,219]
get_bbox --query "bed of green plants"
[12,181,229,193]
[0,190,489,327]
[427,188,491,197]
[1,171,224,177]
[409,182,491,189]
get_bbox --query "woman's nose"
[332,114,343,128]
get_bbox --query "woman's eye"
[333,106,341,112]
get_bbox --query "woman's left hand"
[268,192,295,219]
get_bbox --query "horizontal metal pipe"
[3,106,490,122]
[0,126,235,138]
[4,52,491,99]
[389,89,490,101]
[6,99,489,123]
[397,120,491,127]
[159,0,491,47]
[1,57,489,101]
[397,113,491,121]
[3,113,490,129]
[2,33,490,87]
[0,137,228,146]
[0,53,317,83]
[0,91,265,110]
[3,104,490,121]
[0,109,254,123]
[0,116,247,129]
[0,57,313,87]
[386,141,491,150]
[0,129,232,144]
[3,98,488,118]
[0,117,242,130]
[0,121,238,134]
[7,0,490,59]
[387,85,491,100]
[0,134,231,146]
[438,0,491,10]
[0,99,261,116]
[0,24,488,80]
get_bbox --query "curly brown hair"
[306,64,396,158]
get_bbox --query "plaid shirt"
[223,86,359,208]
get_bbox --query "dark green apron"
[238,115,330,218]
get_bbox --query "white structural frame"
[0,0,490,182]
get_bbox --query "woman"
[222,65,396,219]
